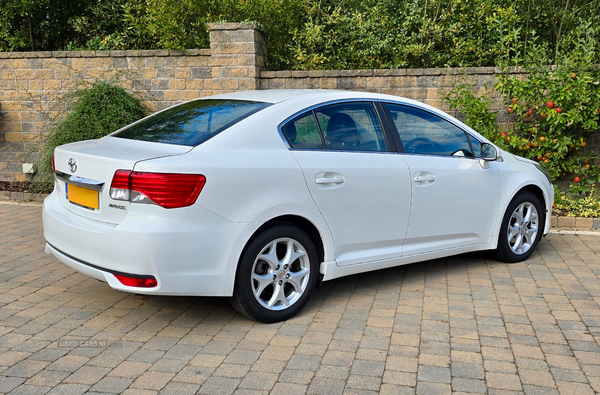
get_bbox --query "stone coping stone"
[207,22,260,30]
[260,66,531,79]
[0,49,211,59]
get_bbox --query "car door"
[281,101,412,267]
[382,102,500,256]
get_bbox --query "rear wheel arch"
[238,215,326,274]
[230,218,324,322]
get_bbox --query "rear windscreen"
[113,99,271,146]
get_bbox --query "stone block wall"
[260,67,526,125]
[0,23,263,181]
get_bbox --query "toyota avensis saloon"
[43,90,554,322]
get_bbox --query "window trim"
[379,100,483,159]
[278,99,397,154]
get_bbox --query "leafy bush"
[36,81,146,188]
[445,22,600,195]
[2,0,600,71]
[553,186,600,218]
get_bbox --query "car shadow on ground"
[116,248,512,324]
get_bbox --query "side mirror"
[480,143,497,169]
[481,143,497,161]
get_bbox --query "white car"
[43,90,553,322]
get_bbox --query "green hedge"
[1,0,599,70]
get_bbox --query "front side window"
[114,99,271,146]
[468,134,482,157]
[385,103,473,157]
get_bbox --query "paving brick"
[286,354,321,371]
[386,355,418,372]
[159,382,200,395]
[6,384,52,394]
[278,369,314,384]
[486,372,523,391]
[3,359,49,377]
[307,377,346,394]
[0,376,25,392]
[451,361,484,379]
[127,349,164,363]
[46,383,90,394]
[452,377,487,393]
[415,381,451,395]
[108,361,151,378]
[417,365,451,384]
[379,383,415,395]
[198,376,240,395]
[351,360,385,377]
[172,366,213,384]
[270,382,308,395]
[315,365,350,380]
[129,370,174,390]
[64,366,110,385]
[519,369,556,388]
[555,380,595,395]
[25,369,69,387]
[259,345,294,361]
[345,374,382,391]
[237,371,277,390]
[213,363,251,378]
[89,376,133,393]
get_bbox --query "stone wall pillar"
[206,22,266,93]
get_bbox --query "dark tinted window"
[114,99,270,146]
[386,103,473,157]
[282,112,324,149]
[314,102,388,152]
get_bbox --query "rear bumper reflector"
[47,243,158,288]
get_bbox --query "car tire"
[230,224,319,323]
[495,191,544,263]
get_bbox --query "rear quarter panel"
[131,107,335,266]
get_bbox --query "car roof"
[207,89,464,129]
[208,89,404,104]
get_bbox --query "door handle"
[316,177,344,185]
[413,175,435,182]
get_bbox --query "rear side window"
[114,99,271,146]
[282,112,324,149]
[315,102,388,152]
[281,101,388,152]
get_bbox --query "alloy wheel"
[507,202,539,255]
[250,237,310,310]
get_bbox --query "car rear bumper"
[43,190,260,296]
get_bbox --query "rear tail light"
[51,156,55,173]
[110,170,206,209]
[114,274,158,288]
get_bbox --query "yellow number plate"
[66,183,99,210]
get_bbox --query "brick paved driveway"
[0,201,599,395]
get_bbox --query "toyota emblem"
[68,158,77,173]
